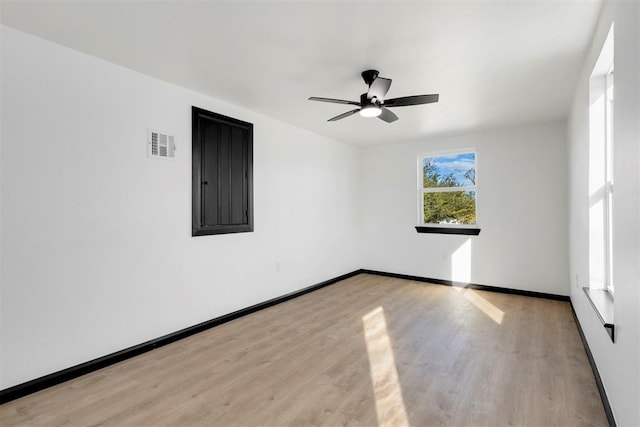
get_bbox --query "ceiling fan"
[308,69,439,123]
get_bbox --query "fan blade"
[309,97,360,106]
[378,107,399,123]
[384,94,439,107]
[328,109,361,122]
[367,77,392,100]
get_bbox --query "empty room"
[1,0,638,426]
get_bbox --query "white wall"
[568,1,640,425]
[0,26,361,389]
[360,121,569,295]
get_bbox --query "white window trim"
[588,23,615,295]
[604,66,614,294]
[417,148,478,227]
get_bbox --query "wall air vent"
[148,129,176,160]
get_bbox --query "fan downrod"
[361,69,379,87]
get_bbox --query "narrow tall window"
[588,24,614,293]
[605,66,614,293]
[418,151,477,226]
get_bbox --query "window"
[588,24,614,294]
[605,66,614,294]
[418,151,477,227]
[585,23,615,342]
[192,106,253,236]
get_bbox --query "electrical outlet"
[575,274,579,288]
[276,261,281,273]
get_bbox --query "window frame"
[587,24,615,296]
[604,65,614,294]
[583,22,615,342]
[416,149,479,229]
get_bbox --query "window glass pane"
[423,191,476,225]
[423,153,476,188]
[606,70,614,184]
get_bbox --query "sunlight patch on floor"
[362,306,409,427]
[451,286,504,324]
[449,237,503,324]
[462,290,504,324]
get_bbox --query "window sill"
[415,226,481,235]
[582,287,615,342]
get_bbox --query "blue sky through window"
[423,152,475,187]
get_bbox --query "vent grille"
[148,129,176,160]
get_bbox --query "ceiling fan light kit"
[360,104,382,117]
[309,69,439,123]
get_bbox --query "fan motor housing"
[361,69,379,87]
[360,93,381,106]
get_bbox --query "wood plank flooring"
[0,274,607,426]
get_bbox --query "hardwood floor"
[0,274,607,426]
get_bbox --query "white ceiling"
[1,0,602,146]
